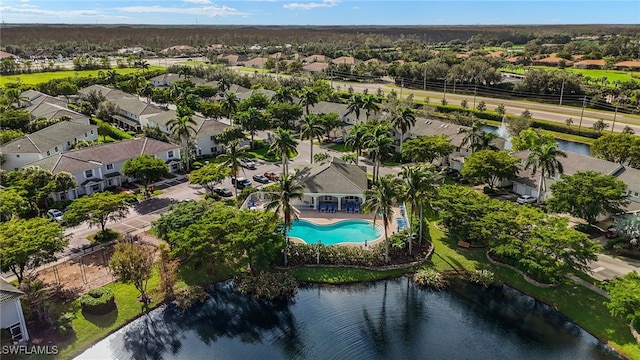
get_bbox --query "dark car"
[231,177,252,189]
[444,168,459,175]
[264,171,280,181]
[253,174,270,184]
[214,187,233,197]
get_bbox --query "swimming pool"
[288,219,382,245]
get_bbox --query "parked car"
[253,174,270,184]
[214,187,233,197]
[603,226,619,239]
[239,158,257,169]
[334,137,345,144]
[264,171,280,181]
[232,177,252,189]
[444,168,459,176]
[47,209,64,222]
[516,195,537,204]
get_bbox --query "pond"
[483,125,591,156]
[75,278,620,360]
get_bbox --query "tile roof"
[408,118,471,147]
[303,54,331,63]
[196,119,230,137]
[296,157,368,195]
[78,85,132,101]
[112,97,164,117]
[0,277,24,303]
[303,62,329,72]
[24,137,180,173]
[614,167,640,194]
[146,109,205,129]
[511,150,622,177]
[1,121,97,154]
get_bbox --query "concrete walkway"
[566,273,609,299]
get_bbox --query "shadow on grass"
[83,308,119,328]
[178,262,234,287]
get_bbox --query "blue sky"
[1,1,638,25]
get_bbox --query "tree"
[298,87,319,115]
[592,119,609,133]
[363,174,402,263]
[548,171,629,225]
[506,109,532,137]
[476,100,486,112]
[221,91,239,126]
[0,188,30,220]
[300,114,324,164]
[346,93,364,124]
[63,191,132,233]
[0,218,68,283]
[364,123,393,184]
[433,184,493,242]
[401,135,454,164]
[591,133,640,168]
[189,163,231,195]
[340,153,358,164]
[218,140,249,198]
[496,104,506,116]
[565,118,574,127]
[461,150,520,189]
[400,164,441,255]
[459,120,487,152]
[390,106,416,152]
[524,143,567,204]
[460,99,468,109]
[235,107,269,149]
[318,112,343,140]
[109,242,155,303]
[264,174,304,267]
[96,100,120,121]
[511,128,555,152]
[122,154,169,196]
[271,86,295,104]
[605,272,640,325]
[55,82,78,104]
[0,108,30,132]
[156,242,178,302]
[313,152,330,163]
[270,128,299,175]
[362,94,381,121]
[266,102,303,130]
[143,125,170,142]
[345,123,367,166]
[0,129,25,144]
[53,171,77,200]
[5,166,56,214]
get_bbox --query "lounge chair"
[346,204,351,213]
[317,204,321,212]
[325,205,329,213]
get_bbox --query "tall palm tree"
[217,77,231,94]
[400,164,441,254]
[264,174,305,267]
[300,114,324,164]
[167,106,198,172]
[345,123,367,166]
[218,140,249,198]
[346,93,364,124]
[170,84,198,111]
[362,93,381,121]
[298,87,319,115]
[178,65,193,79]
[390,106,416,152]
[364,124,393,184]
[524,142,567,204]
[363,174,402,263]
[221,91,239,126]
[105,70,118,85]
[272,86,294,104]
[475,131,499,151]
[458,120,486,152]
[270,128,299,175]
[139,82,154,104]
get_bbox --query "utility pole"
[330,69,333,89]
[578,96,587,135]
[400,78,404,98]
[559,78,566,106]
[423,65,427,91]
[472,84,478,108]
[443,80,447,103]
[275,61,279,83]
[611,103,619,132]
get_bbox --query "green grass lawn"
[499,66,639,85]
[328,143,351,152]
[246,145,298,163]
[292,266,410,284]
[0,66,163,86]
[235,66,271,73]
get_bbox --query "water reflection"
[483,125,591,155]
[77,278,620,360]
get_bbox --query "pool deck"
[291,207,405,248]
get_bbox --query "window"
[324,196,333,201]
[210,136,216,141]
[85,170,93,178]
[55,146,58,152]
[67,141,71,146]
[106,164,114,170]
[16,154,19,157]
[47,151,51,156]
[9,323,23,342]
[168,150,174,158]
[91,130,94,134]
[85,133,88,138]
[91,184,100,192]
[635,192,639,197]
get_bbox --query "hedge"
[91,117,134,140]
[79,287,116,315]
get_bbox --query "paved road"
[589,253,640,282]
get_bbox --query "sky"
[0,0,638,26]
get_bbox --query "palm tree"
[364,124,393,184]
[235,107,264,149]
[221,91,239,126]
[300,114,324,164]
[264,174,305,267]
[475,131,499,151]
[270,128,299,175]
[345,123,367,166]
[298,87,319,115]
[400,164,441,254]
[170,84,198,110]
[363,174,402,263]
[272,86,295,104]
[218,140,249,198]
[105,70,118,85]
[524,142,567,204]
[346,93,364,124]
[139,82,153,104]
[178,65,193,79]
[459,120,486,152]
[362,94,381,121]
[390,106,416,152]
[54,171,77,200]
[217,77,231,94]
[167,106,198,172]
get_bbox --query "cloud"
[283,0,339,10]
[183,0,211,4]
[0,5,100,17]
[117,5,249,17]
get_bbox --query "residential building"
[573,59,605,69]
[149,73,208,87]
[194,119,232,156]
[303,54,331,63]
[612,166,640,212]
[23,137,181,201]
[142,109,205,134]
[219,54,249,65]
[1,121,98,171]
[111,97,164,130]
[77,84,131,101]
[615,60,640,71]
[307,101,367,125]
[0,277,29,343]
[303,62,329,73]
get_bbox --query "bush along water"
[79,287,116,315]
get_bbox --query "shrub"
[287,242,385,267]
[79,287,116,315]
[175,286,209,310]
[91,118,134,140]
[469,269,499,288]
[234,271,298,300]
[55,312,76,337]
[88,229,119,243]
[414,268,448,290]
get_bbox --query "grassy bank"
[292,266,410,284]
[0,67,163,86]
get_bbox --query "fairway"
[499,66,639,85]
[0,66,164,86]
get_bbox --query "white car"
[47,209,64,222]
[239,158,257,169]
[516,195,537,204]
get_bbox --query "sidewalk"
[566,273,609,299]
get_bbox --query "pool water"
[288,219,381,245]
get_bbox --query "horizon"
[1,0,639,26]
